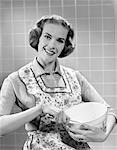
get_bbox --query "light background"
[0,0,117,149]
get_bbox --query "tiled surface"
[0,0,117,149]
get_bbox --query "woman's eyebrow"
[57,37,65,42]
[44,32,66,41]
[44,32,52,37]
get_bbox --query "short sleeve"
[75,71,117,122]
[76,71,108,104]
[0,78,16,116]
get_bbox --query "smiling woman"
[0,15,116,150]
[36,23,68,65]
[29,15,75,58]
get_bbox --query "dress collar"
[31,57,61,77]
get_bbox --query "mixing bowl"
[65,102,108,130]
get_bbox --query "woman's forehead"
[42,23,68,38]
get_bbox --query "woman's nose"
[48,39,56,49]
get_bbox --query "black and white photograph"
[0,0,117,150]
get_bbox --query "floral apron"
[18,62,92,150]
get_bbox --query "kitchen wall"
[0,0,117,150]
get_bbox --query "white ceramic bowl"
[65,102,108,129]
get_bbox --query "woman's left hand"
[67,124,107,143]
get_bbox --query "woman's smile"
[43,47,56,56]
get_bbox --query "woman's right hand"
[56,110,70,125]
[42,105,59,117]
[42,105,70,124]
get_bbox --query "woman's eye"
[57,39,64,44]
[44,35,51,40]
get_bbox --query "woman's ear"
[58,39,75,58]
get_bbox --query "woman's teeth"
[44,48,55,55]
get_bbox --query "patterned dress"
[17,62,92,150]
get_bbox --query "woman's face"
[37,23,68,65]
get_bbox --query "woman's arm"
[0,76,42,136]
[105,113,116,139]
[0,105,42,136]
[72,71,117,142]
[76,71,117,120]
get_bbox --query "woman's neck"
[36,57,56,73]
